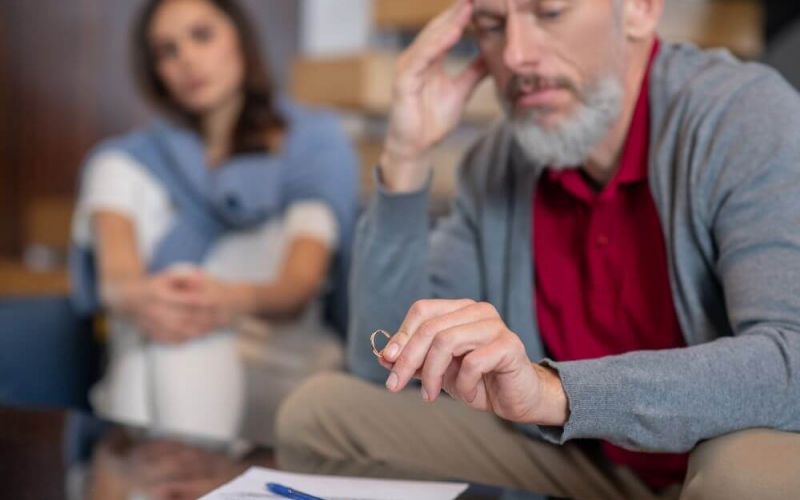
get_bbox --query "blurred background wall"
[1,0,796,298]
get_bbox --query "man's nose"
[503,13,544,73]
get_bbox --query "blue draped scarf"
[70,100,358,334]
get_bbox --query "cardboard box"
[373,0,452,29]
[659,0,763,58]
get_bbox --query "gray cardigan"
[347,43,800,453]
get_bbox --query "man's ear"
[622,0,663,40]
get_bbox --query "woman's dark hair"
[132,0,285,154]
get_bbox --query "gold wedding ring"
[370,329,391,357]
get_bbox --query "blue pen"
[266,482,326,500]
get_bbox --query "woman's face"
[148,0,245,116]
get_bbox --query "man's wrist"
[530,363,570,426]
[378,150,431,193]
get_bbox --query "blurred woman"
[70,0,357,446]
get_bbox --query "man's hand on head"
[377,299,570,427]
[380,0,488,193]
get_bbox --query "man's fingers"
[454,56,489,103]
[401,0,474,81]
[414,0,471,49]
[380,328,409,363]
[419,318,505,401]
[382,299,473,364]
[378,356,394,371]
[407,25,463,74]
[402,299,476,339]
[385,300,491,392]
[454,338,518,405]
[440,357,463,399]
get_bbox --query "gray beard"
[506,77,623,169]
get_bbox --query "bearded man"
[276,0,800,498]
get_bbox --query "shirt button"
[596,234,609,246]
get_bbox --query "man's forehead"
[472,0,539,15]
[472,0,587,15]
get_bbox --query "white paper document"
[200,466,469,500]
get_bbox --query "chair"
[0,295,101,410]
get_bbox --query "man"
[276,0,800,498]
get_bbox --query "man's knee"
[275,372,362,465]
[681,428,800,500]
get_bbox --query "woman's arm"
[93,211,216,342]
[197,199,339,324]
[221,236,332,321]
[93,211,146,314]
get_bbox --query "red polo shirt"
[533,41,689,489]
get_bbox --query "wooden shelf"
[0,260,69,297]
[290,51,502,122]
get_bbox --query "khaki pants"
[275,373,800,500]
